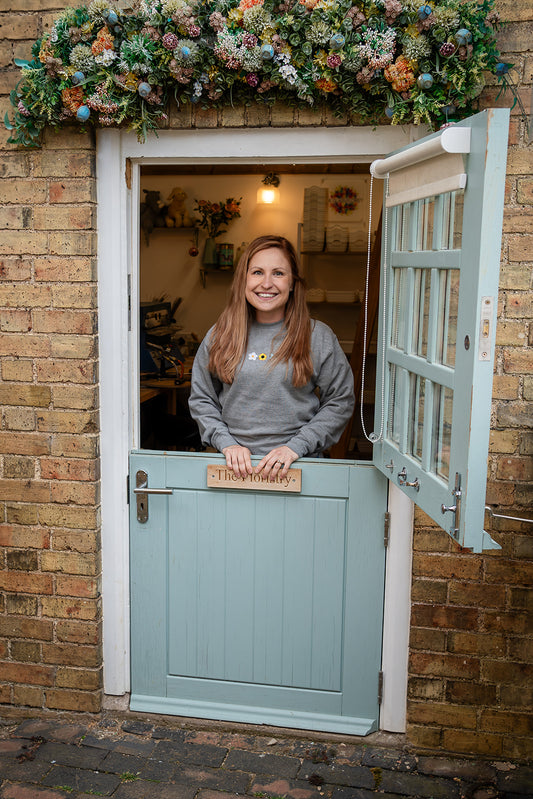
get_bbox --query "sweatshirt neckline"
[252,318,285,329]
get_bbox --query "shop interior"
[138,163,383,460]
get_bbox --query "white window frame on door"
[97,124,424,732]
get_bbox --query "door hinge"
[126,474,130,504]
[378,670,384,704]
[384,512,390,548]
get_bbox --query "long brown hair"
[208,235,313,387]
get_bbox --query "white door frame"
[96,125,420,731]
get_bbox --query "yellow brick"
[38,505,99,530]
[496,320,528,346]
[0,257,32,281]
[48,231,97,256]
[0,284,51,308]
[0,231,48,256]
[1,179,47,204]
[34,257,96,283]
[32,205,94,231]
[32,151,95,179]
[0,309,31,332]
[0,14,40,39]
[56,666,102,690]
[2,407,36,431]
[49,179,96,203]
[41,596,100,621]
[491,374,520,399]
[51,434,99,459]
[41,551,98,576]
[0,334,50,358]
[489,429,520,454]
[45,688,101,713]
[51,385,98,411]
[36,410,97,434]
[51,284,97,309]
[0,384,51,407]
[49,335,95,359]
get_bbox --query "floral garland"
[330,185,358,213]
[5,0,503,147]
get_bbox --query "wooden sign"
[207,464,301,493]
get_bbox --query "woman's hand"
[255,446,299,481]
[222,445,253,479]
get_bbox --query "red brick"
[45,688,101,713]
[55,620,101,645]
[447,631,506,657]
[482,660,533,685]
[411,604,479,630]
[0,525,49,549]
[40,457,98,481]
[408,701,477,729]
[54,575,99,598]
[446,680,498,706]
[441,729,502,758]
[0,661,53,686]
[412,554,482,581]
[0,571,53,595]
[410,652,480,679]
[42,643,101,668]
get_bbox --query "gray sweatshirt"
[189,319,355,458]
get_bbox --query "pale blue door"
[130,451,387,734]
[371,110,509,552]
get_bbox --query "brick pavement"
[0,716,531,799]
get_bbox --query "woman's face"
[245,247,293,324]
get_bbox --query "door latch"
[441,472,462,539]
[133,469,172,523]
[397,466,420,491]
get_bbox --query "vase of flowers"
[194,197,241,268]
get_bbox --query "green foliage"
[5,0,504,146]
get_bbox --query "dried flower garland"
[330,186,358,214]
[5,0,503,147]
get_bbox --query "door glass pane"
[396,203,412,251]
[412,269,430,358]
[391,268,408,351]
[442,190,464,250]
[387,363,405,445]
[432,384,453,480]
[409,374,425,462]
[436,269,460,367]
[421,197,435,250]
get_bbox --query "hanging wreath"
[5,0,504,148]
[329,186,358,214]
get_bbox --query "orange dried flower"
[315,77,338,93]
[61,86,84,112]
[384,56,415,92]
[92,25,114,56]
[238,0,264,9]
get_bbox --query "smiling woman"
[188,235,355,481]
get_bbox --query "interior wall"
[139,172,382,340]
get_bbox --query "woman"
[189,235,355,480]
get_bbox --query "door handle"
[134,469,172,523]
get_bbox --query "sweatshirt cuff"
[212,431,240,452]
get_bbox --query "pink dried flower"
[243,32,258,48]
[209,11,226,31]
[440,42,456,57]
[356,67,375,85]
[346,6,365,28]
[246,73,259,86]
[187,23,201,37]
[162,32,179,50]
[17,100,31,116]
[327,54,342,69]
[384,0,402,23]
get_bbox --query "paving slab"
[0,714,531,799]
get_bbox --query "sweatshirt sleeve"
[285,323,355,458]
[188,334,240,453]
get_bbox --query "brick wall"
[0,1,531,760]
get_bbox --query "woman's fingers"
[255,447,298,481]
[222,445,252,479]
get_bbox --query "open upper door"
[372,110,509,553]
